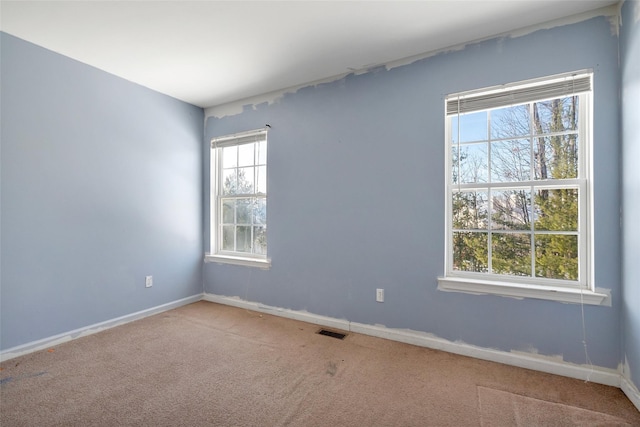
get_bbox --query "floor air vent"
[316,329,347,340]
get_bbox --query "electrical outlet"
[145,275,153,288]
[376,288,384,303]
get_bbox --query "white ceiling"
[1,1,619,108]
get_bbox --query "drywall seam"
[203,293,621,388]
[0,294,203,362]
[204,4,620,120]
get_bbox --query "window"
[207,128,269,268]
[439,71,607,305]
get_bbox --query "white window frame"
[438,71,608,305]
[205,128,271,269]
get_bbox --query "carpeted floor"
[1,301,638,426]
[476,386,635,426]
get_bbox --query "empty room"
[1,0,639,425]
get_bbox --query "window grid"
[446,74,590,290]
[211,130,267,260]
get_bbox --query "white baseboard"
[202,293,350,331]
[621,376,640,412]
[203,293,621,388]
[3,291,632,406]
[350,321,620,387]
[0,294,203,362]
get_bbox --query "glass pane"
[222,146,237,168]
[222,169,237,195]
[532,96,579,181]
[452,231,488,272]
[491,233,531,276]
[491,189,531,230]
[222,226,235,251]
[458,143,488,184]
[236,226,251,252]
[535,234,578,280]
[533,97,579,134]
[534,134,579,180]
[451,111,487,143]
[253,198,267,225]
[222,199,234,224]
[450,117,457,144]
[238,143,255,167]
[452,146,460,184]
[256,166,267,194]
[257,141,267,165]
[534,188,578,231]
[237,167,254,194]
[490,105,530,139]
[490,139,531,182]
[452,191,488,230]
[253,226,267,255]
[236,198,251,224]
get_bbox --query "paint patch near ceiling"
[389,4,619,73]
[204,71,354,119]
[205,4,619,119]
[608,2,623,36]
[609,14,621,36]
[1,0,620,108]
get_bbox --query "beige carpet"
[477,386,633,426]
[1,301,638,426]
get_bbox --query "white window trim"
[204,253,271,269]
[208,128,270,269]
[438,71,608,305]
[437,277,609,306]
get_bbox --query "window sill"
[204,254,271,269]
[437,276,610,306]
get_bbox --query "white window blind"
[446,73,591,116]
[211,128,268,148]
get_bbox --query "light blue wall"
[621,0,640,388]
[204,16,622,369]
[0,33,204,351]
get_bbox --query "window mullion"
[530,183,536,278]
[529,102,536,278]
[579,92,590,288]
[217,150,224,254]
[486,109,492,275]
[488,188,493,274]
